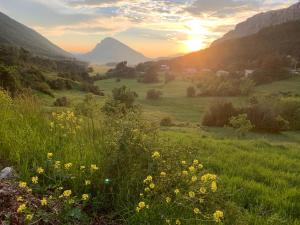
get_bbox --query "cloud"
[185,0,261,16]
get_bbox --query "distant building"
[216,70,230,77]
[244,69,254,78]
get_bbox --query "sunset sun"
[183,19,208,52]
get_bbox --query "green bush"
[160,117,173,126]
[146,89,162,100]
[229,114,254,136]
[53,96,70,107]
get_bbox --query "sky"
[0,0,298,57]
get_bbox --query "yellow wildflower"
[64,163,72,170]
[27,188,32,193]
[82,194,89,201]
[85,180,91,186]
[149,183,155,189]
[166,219,171,224]
[160,172,167,177]
[188,166,195,173]
[176,219,181,225]
[63,190,72,198]
[174,189,180,195]
[31,176,38,184]
[193,159,199,165]
[17,204,26,213]
[198,164,204,169]
[181,160,186,165]
[19,182,27,189]
[213,210,224,223]
[182,170,188,176]
[136,207,141,213]
[199,187,207,194]
[166,197,171,203]
[138,201,146,209]
[47,153,53,160]
[151,151,160,159]
[26,214,33,221]
[188,191,195,198]
[16,196,24,202]
[143,175,152,183]
[194,208,200,214]
[54,161,61,169]
[211,181,217,192]
[41,197,47,206]
[201,173,217,182]
[191,176,197,182]
[90,164,99,171]
[80,166,85,170]
[36,167,44,174]
[144,187,150,192]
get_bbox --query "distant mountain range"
[213,2,300,45]
[0,11,71,59]
[77,37,150,65]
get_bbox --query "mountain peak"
[78,37,150,65]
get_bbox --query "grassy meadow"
[1,73,300,224]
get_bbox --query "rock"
[0,167,15,179]
[213,2,300,45]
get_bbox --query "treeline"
[0,44,102,97]
[202,96,300,133]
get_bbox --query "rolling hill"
[0,11,71,59]
[77,37,150,65]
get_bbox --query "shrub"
[278,98,300,130]
[102,86,138,116]
[229,114,254,136]
[131,155,224,224]
[81,82,104,96]
[33,82,54,97]
[142,67,159,83]
[187,86,196,97]
[202,101,238,127]
[53,96,70,107]
[160,117,173,126]
[146,89,162,100]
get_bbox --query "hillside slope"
[168,20,300,70]
[213,2,300,45]
[78,37,150,65]
[0,11,71,59]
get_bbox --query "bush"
[202,101,238,127]
[229,114,254,136]
[160,117,173,126]
[53,96,70,107]
[187,86,196,97]
[33,82,54,97]
[146,89,162,100]
[81,82,104,96]
[102,86,138,116]
[278,98,300,130]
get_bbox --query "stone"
[0,167,15,180]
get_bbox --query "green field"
[28,75,300,224]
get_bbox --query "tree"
[187,86,196,97]
[142,67,159,83]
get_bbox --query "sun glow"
[182,19,209,52]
